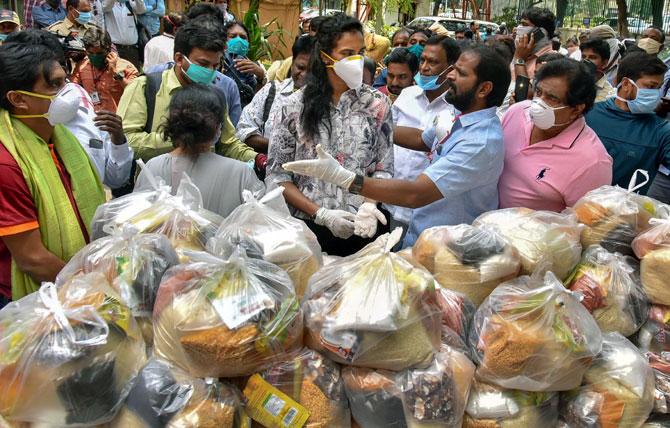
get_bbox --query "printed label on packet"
[243,374,309,428]
[320,330,359,362]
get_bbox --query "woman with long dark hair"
[266,14,393,256]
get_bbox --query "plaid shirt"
[23,0,40,28]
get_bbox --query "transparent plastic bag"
[632,218,670,306]
[398,329,476,428]
[469,271,602,391]
[411,224,521,306]
[111,358,246,428]
[435,285,476,346]
[565,245,649,337]
[91,173,222,262]
[473,208,582,281]
[0,274,146,426]
[572,181,667,257]
[260,348,351,428]
[342,329,475,428]
[153,248,303,378]
[56,225,179,345]
[648,352,670,414]
[303,228,442,371]
[207,187,322,299]
[639,305,670,354]
[560,332,654,428]
[343,367,406,428]
[463,381,559,428]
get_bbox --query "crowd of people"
[1,1,670,307]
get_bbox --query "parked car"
[598,16,652,34]
[408,16,498,35]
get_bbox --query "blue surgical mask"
[414,66,451,91]
[75,10,92,25]
[408,43,424,59]
[227,36,249,57]
[181,55,216,85]
[0,34,8,42]
[617,78,661,114]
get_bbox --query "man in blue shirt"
[32,0,66,28]
[138,0,164,37]
[283,46,511,248]
[586,51,670,198]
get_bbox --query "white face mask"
[12,83,81,125]
[323,51,364,90]
[529,97,571,130]
[638,37,663,55]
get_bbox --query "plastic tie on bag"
[38,282,109,346]
[628,169,650,194]
[374,227,403,254]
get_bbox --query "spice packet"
[243,374,310,428]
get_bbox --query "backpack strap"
[143,70,164,134]
[260,80,277,134]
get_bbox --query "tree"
[616,0,629,37]
[432,0,443,16]
[555,0,568,28]
[652,0,664,27]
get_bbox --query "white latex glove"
[314,207,355,239]
[354,202,387,238]
[283,144,356,189]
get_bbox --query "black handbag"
[125,1,151,61]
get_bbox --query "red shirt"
[0,142,88,298]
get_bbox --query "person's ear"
[174,52,184,67]
[478,81,493,101]
[570,103,585,120]
[5,91,30,112]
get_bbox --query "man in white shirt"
[143,12,183,70]
[64,83,133,188]
[388,35,460,234]
[102,0,145,69]
[237,35,314,153]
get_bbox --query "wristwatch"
[513,58,526,66]
[348,174,365,195]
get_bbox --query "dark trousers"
[303,207,391,257]
[115,43,141,70]
[0,294,10,310]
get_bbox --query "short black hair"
[409,28,432,39]
[363,55,376,76]
[455,28,465,35]
[309,15,326,34]
[224,20,249,39]
[464,29,474,40]
[488,39,514,63]
[537,52,564,64]
[292,34,315,58]
[535,58,597,113]
[616,51,668,84]
[425,35,461,65]
[186,2,224,21]
[82,26,112,51]
[391,28,410,42]
[647,25,666,44]
[580,38,610,63]
[468,46,511,107]
[162,12,186,35]
[66,0,80,9]
[162,84,227,157]
[521,6,556,38]
[174,17,225,57]
[0,30,64,110]
[384,46,419,74]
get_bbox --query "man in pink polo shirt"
[498,58,613,212]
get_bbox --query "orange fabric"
[0,221,39,236]
[70,54,139,113]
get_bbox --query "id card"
[90,91,101,104]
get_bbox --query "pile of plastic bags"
[3,178,670,428]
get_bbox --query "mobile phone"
[530,27,545,42]
[515,75,530,102]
